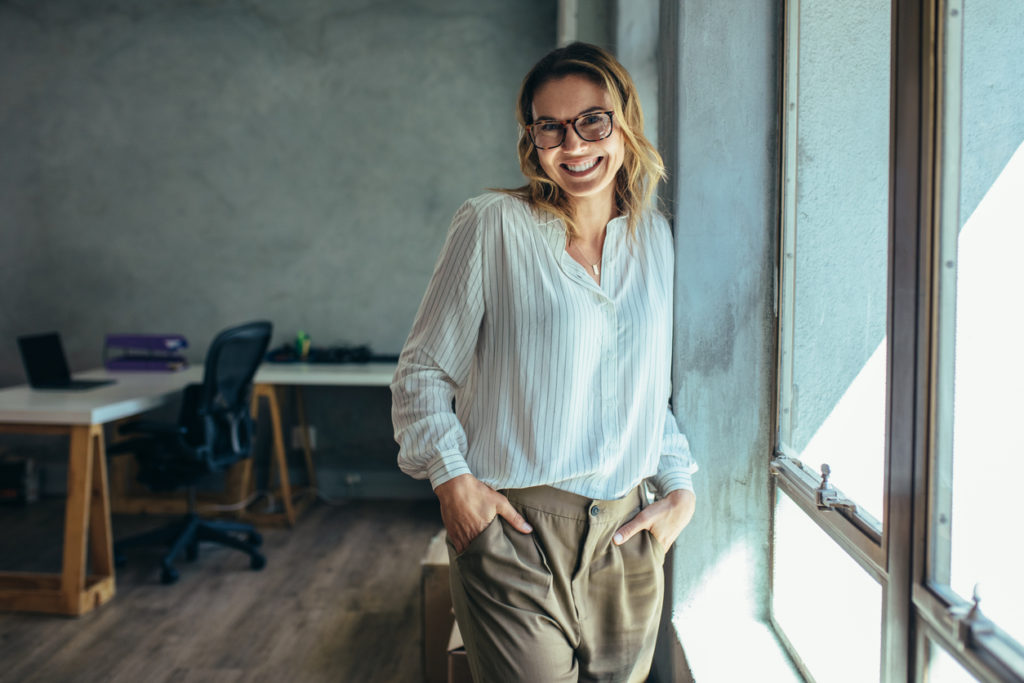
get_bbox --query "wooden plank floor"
[0,498,443,683]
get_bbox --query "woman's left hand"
[613,488,696,552]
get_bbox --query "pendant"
[592,263,600,276]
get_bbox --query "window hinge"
[770,450,797,475]
[770,451,786,475]
[815,463,858,513]
[770,449,808,476]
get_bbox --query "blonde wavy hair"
[504,42,665,240]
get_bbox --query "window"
[918,0,1024,678]
[772,0,1024,680]
[776,0,891,529]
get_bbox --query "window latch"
[949,584,994,645]
[815,464,858,512]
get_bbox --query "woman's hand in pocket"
[434,474,533,553]
[613,488,696,552]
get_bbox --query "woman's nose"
[561,125,586,151]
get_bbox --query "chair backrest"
[185,321,272,471]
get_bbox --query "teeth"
[566,158,599,173]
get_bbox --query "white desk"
[0,361,396,615]
[247,363,396,525]
[0,368,196,615]
[0,367,200,425]
[96,363,398,525]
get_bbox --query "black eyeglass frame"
[526,110,615,150]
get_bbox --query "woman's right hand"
[434,474,533,553]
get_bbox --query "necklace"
[569,241,601,277]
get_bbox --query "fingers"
[496,496,533,534]
[448,520,484,554]
[615,492,696,549]
[443,505,494,553]
[613,510,649,546]
[437,476,492,552]
[438,480,533,551]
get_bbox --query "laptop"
[17,332,116,390]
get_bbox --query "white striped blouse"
[391,192,697,501]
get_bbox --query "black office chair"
[109,320,273,584]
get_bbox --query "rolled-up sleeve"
[391,200,484,489]
[650,404,698,496]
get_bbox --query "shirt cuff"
[426,450,473,490]
[651,469,695,498]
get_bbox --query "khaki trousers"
[447,485,666,683]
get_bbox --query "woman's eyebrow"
[533,105,607,122]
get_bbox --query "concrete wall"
[0,0,553,379]
[0,0,553,495]
[656,0,786,679]
[960,0,1024,220]
[613,0,660,147]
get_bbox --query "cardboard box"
[422,530,454,683]
[447,620,472,683]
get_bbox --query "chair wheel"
[247,532,262,547]
[186,543,199,562]
[161,565,180,584]
[250,553,266,571]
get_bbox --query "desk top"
[0,368,200,425]
[0,362,397,426]
[255,361,396,387]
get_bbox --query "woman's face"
[530,74,625,209]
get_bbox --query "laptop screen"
[17,332,73,387]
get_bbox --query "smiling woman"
[530,76,623,229]
[527,74,624,280]
[509,42,665,245]
[391,42,697,683]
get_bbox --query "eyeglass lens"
[530,112,612,149]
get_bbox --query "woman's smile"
[562,157,603,175]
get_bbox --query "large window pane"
[773,489,882,682]
[780,0,891,522]
[928,638,980,683]
[936,0,1024,648]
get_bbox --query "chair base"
[115,513,265,584]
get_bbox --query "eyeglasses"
[526,111,615,149]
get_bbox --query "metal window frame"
[772,0,897,676]
[910,0,1024,679]
[773,0,892,559]
[773,0,1024,680]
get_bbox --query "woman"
[392,42,697,682]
